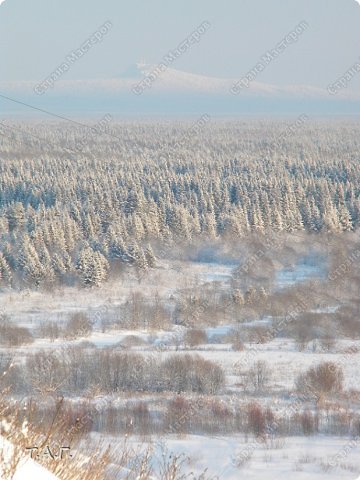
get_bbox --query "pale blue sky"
[0,0,360,89]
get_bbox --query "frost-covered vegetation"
[1,120,360,479]
[0,120,359,288]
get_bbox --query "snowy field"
[133,434,360,480]
[1,255,359,479]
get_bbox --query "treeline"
[0,120,359,288]
[5,352,358,438]
[7,350,225,396]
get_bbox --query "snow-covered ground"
[87,433,360,479]
[1,255,359,479]
[275,260,326,289]
[0,436,58,480]
[161,434,360,479]
[160,434,360,479]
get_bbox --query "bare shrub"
[232,338,245,351]
[226,328,244,351]
[292,315,317,351]
[121,291,148,329]
[162,354,225,394]
[249,326,270,344]
[166,396,191,434]
[121,335,148,347]
[336,306,360,339]
[157,446,211,479]
[319,335,337,352]
[37,320,62,341]
[299,411,318,435]
[131,401,151,435]
[247,402,266,436]
[77,340,96,349]
[296,362,344,397]
[184,329,207,348]
[147,292,171,329]
[209,399,232,425]
[245,360,272,393]
[26,351,70,395]
[64,312,93,339]
[0,318,33,346]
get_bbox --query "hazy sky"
[1,0,360,90]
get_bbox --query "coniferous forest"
[0,120,358,288]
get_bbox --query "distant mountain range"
[3,63,358,97]
[1,64,360,117]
